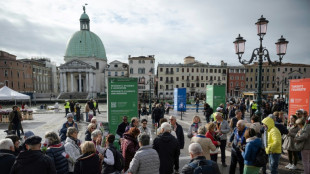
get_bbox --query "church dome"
[64,8,107,60]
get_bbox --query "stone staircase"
[57,92,89,100]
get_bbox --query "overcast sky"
[0,0,309,66]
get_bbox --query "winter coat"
[127,145,160,174]
[274,122,288,135]
[59,121,78,142]
[229,127,247,153]
[153,132,180,174]
[0,149,16,174]
[181,156,220,174]
[10,150,57,174]
[174,123,185,149]
[74,153,100,174]
[121,133,140,172]
[138,126,153,141]
[191,134,216,160]
[116,122,129,138]
[242,137,262,165]
[152,107,162,122]
[64,137,81,172]
[214,120,230,140]
[8,111,22,131]
[46,144,69,174]
[282,125,299,151]
[84,103,90,113]
[187,123,201,138]
[262,117,282,154]
[295,124,310,150]
[85,130,92,141]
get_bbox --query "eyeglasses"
[91,127,96,129]
[142,122,147,124]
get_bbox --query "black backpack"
[253,147,268,167]
[188,159,219,174]
[106,147,124,172]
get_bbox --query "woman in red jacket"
[205,122,221,162]
[121,127,140,172]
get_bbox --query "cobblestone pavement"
[0,104,304,174]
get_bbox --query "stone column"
[79,73,82,92]
[60,73,63,92]
[93,73,96,92]
[86,72,89,92]
[71,73,74,92]
[89,72,93,92]
[63,72,67,92]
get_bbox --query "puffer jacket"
[64,137,81,172]
[262,117,282,154]
[121,133,139,172]
[46,144,69,174]
[127,145,160,174]
[295,124,310,150]
[242,137,262,165]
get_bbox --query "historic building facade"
[227,66,246,98]
[157,56,227,100]
[58,7,107,99]
[128,55,155,101]
[106,60,128,77]
[0,51,33,92]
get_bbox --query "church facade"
[58,7,107,99]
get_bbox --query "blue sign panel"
[174,88,187,111]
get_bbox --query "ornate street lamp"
[233,15,289,121]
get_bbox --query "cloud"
[0,0,309,67]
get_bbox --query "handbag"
[282,135,290,150]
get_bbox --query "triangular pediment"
[59,59,95,70]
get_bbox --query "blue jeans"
[269,153,281,174]
[85,112,89,122]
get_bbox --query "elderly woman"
[64,127,81,173]
[85,123,96,141]
[283,115,299,170]
[205,122,221,162]
[188,116,202,138]
[122,127,140,172]
[74,141,100,174]
[191,126,216,160]
[91,130,105,155]
[138,119,152,141]
[45,131,69,174]
[60,113,78,142]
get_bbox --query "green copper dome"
[64,9,107,60]
[65,30,107,60]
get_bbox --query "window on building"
[214,76,216,80]
[267,84,269,88]
[230,82,233,87]
[176,68,179,72]
[246,85,248,88]
[166,85,168,90]
[201,83,204,87]
[182,83,184,87]
[201,68,204,73]
[267,76,269,81]
[206,76,208,80]
[130,60,133,64]
[267,69,269,72]
[182,68,184,72]
[210,76,213,81]
[182,76,184,80]
[159,68,163,72]
[4,70,8,77]
[241,82,244,87]
[4,61,6,64]
[196,68,199,72]
[130,68,133,74]
[304,68,306,72]
[236,82,239,86]
[246,77,248,81]
[150,60,153,63]
[139,60,141,63]
[160,77,163,81]
[191,76,194,80]
[246,69,249,72]
[11,71,12,77]
[262,76,264,81]
[223,77,226,80]
[11,81,13,88]
[210,69,213,73]
[272,76,275,81]
[256,69,258,73]
[206,69,208,73]
[255,76,258,81]
[96,62,99,69]
[251,68,253,72]
[215,69,217,73]
[230,76,234,80]
[262,68,265,72]
[176,77,179,81]
[192,83,194,88]
[138,68,145,74]
[115,72,118,76]
[255,84,258,88]
[108,72,111,76]
[196,83,199,87]
[176,85,179,88]
[250,84,252,88]
[219,69,221,73]
[121,72,124,76]
[201,76,203,80]
[192,68,194,72]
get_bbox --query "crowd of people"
[1,97,310,174]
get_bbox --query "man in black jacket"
[116,116,129,138]
[152,104,162,126]
[0,138,16,174]
[169,116,185,149]
[181,143,220,174]
[10,136,57,174]
[153,122,180,174]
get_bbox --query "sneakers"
[285,163,292,169]
[289,164,297,170]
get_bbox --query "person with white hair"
[153,122,180,174]
[91,129,105,155]
[181,143,220,174]
[59,113,78,142]
[0,138,16,174]
[228,120,247,174]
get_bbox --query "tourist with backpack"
[181,143,220,174]
[127,134,160,174]
[102,134,124,174]
[242,128,263,174]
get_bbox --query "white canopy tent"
[0,86,31,105]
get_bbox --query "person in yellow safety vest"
[251,101,257,116]
[64,100,70,117]
[93,100,97,116]
[211,107,223,122]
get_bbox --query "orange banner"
[288,78,310,117]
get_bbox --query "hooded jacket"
[242,137,262,165]
[10,150,57,174]
[153,132,180,174]
[262,117,282,154]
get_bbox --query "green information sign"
[206,85,226,111]
[108,78,138,136]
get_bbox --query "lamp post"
[147,72,153,114]
[233,15,289,121]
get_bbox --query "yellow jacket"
[262,117,282,154]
